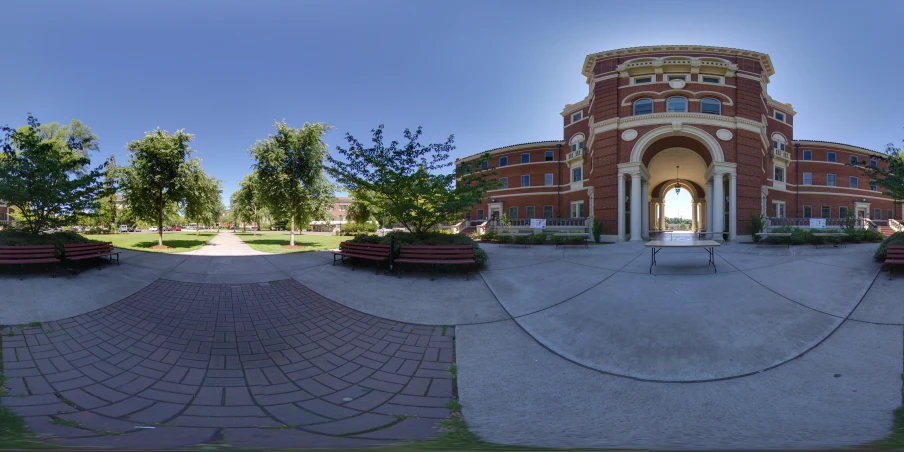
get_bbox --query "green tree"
[121,128,199,247]
[184,161,222,236]
[95,155,120,229]
[251,121,335,246]
[230,173,266,235]
[0,116,106,234]
[346,188,381,225]
[857,140,904,210]
[328,125,498,237]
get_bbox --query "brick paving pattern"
[0,279,455,448]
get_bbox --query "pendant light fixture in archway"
[674,166,681,195]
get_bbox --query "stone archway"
[630,124,725,164]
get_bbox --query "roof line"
[455,140,564,162]
[793,139,887,156]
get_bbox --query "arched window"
[701,97,721,115]
[666,96,687,113]
[772,133,787,151]
[570,134,585,152]
[633,98,653,115]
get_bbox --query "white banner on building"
[809,218,826,229]
[530,219,547,229]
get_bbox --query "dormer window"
[667,75,688,81]
[632,76,653,84]
[666,96,687,113]
[701,76,721,84]
[772,134,787,151]
[571,112,583,123]
[774,111,785,122]
[570,135,585,152]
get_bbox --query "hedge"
[349,231,488,266]
[768,227,884,245]
[875,231,904,261]
[0,231,98,258]
[340,222,378,235]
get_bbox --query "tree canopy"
[121,128,201,247]
[230,173,266,234]
[251,121,335,246]
[857,140,904,209]
[184,160,223,235]
[0,115,106,234]
[328,125,497,237]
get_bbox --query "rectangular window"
[476,209,484,220]
[850,176,858,188]
[772,202,786,218]
[499,156,508,167]
[803,205,812,218]
[633,76,652,84]
[821,206,831,218]
[509,207,518,219]
[701,76,720,83]
[499,177,507,188]
[870,182,878,191]
[774,167,785,182]
[874,208,882,220]
[571,112,582,122]
[803,172,812,185]
[827,152,836,162]
[850,155,859,165]
[871,158,878,167]
[526,206,535,219]
[521,153,530,164]
[839,207,848,219]
[570,202,584,218]
[480,161,488,170]
[544,173,553,186]
[521,175,530,187]
[803,150,812,160]
[572,167,582,183]
[827,174,836,186]
[545,151,554,161]
[889,209,895,220]
[775,111,785,121]
[543,206,553,219]
[668,75,687,81]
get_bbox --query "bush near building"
[340,222,378,235]
[0,231,97,258]
[769,226,884,245]
[875,231,904,261]
[350,231,488,266]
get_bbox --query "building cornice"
[793,140,885,158]
[561,96,591,116]
[766,95,796,116]
[581,45,774,82]
[456,140,564,163]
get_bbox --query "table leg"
[650,248,660,274]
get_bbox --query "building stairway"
[879,226,897,238]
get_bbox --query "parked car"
[173,226,182,231]
[149,226,158,232]
[134,226,142,232]
[119,225,129,233]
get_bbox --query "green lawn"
[83,232,218,253]
[235,232,344,254]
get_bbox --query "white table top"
[644,239,721,248]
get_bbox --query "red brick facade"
[456,45,901,240]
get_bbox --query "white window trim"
[827,174,836,186]
[631,75,655,85]
[772,200,787,218]
[544,173,554,186]
[803,205,813,218]
[698,74,724,84]
[849,176,859,188]
[521,175,530,187]
[772,110,787,123]
[827,152,836,162]
[499,177,508,189]
[803,172,812,185]
[499,156,508,166]
[666,74,689,82]
[521,153,530,164]
[802,150,812,160]
[570,200,585,218]
[571,111,583,123]
[666,96,688,113]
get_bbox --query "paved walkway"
[183,231,269,256]
[2,240,903,449]
[1,280,453,448]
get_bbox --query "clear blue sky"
[2,0,901,208]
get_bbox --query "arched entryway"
[617,125,737,242]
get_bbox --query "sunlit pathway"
[183,231,269,256]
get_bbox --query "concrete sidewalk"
[182,231,269,256]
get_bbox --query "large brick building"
[456,45,900,241]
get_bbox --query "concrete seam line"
[477,259,560,273]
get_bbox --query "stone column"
[729,172,737,240]
[691,202,698,231]
[713,173,724,238]
[706,181,713,232]
[617,174,625,241]
[630,173,642,242]
[660,201,666,229]
[641,181,649,239]
[700,201,707,230]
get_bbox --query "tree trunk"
[290,215,295,247]
[158,200,164,247]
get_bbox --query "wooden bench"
[756,232,791,248]
[0,245,60,277]
[331,242,391,273]
[63,243,120,272]
[812,233,848,248]
[886,245,904,279]
[395,245,476,280]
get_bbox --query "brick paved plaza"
[1,279,454,448]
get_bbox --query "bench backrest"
[399,245,475,261]
[887,245,904,261]
[0,245,58,260]
[339,241,391,258]
[63,242,114,258]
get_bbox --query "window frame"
[821,206,831,218]
[666,96,688,113]
[570,201,585,218]
[889,209,895,220]
[774,167,785,182]
[499,177,508,189]
[774,111,786,122]
[521,175,530,187]
[526,206,535,219]
[827,174,836,187]
[667,74,689,81]
[849,176,858,188]
[633,98,653,115]
[545,151,554,161]
[499,156,508,167]
[803,205,812,219]
[827,152,836,162]
[772,201,786,218]
[803,150,812,160]
[870,181,878,191]
[476,209,484,220]
[480,161,488,170]
[839,207,848,219]
[508,207,518,219]
[874,208,882,220]
[572,167,582,183]
[521,153,530,164]
[803,172,812,185]
[544,173,554,186]
[631,75,653,85]
[571,112,583,123]
[699,75,723,84]
[543,205,553,219]
[870,158,878,167]
[700,97,721,115]
[850,155,859,165]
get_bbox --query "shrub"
[749,213,766,243]
[592,218,604,243]
[497,234,512,244]
[513,234,531,245]
[789,227,814,245]
[531,232,548,245]
[342,222,378,236]
[568,236,587,245]
[551,235,566,245]
[875,231,904,261]
[481,230,497,242]
[349,231,488,266]
[0,231,98,258]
